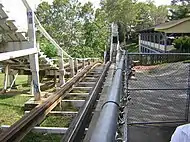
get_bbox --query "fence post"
[69,58,75,77]
[74,58,78,74]
[82,59,85,69]
[2,64,9,92]
[58,50,65,86]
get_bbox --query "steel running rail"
[90,51,125,142]
[62,62,111,142]
[0,62,100,142]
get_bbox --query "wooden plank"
[1,125,68,134]
[15,32,27,41]
[7,20,17,30]
[25,111,78,117]
[0,48,38,62]
[8,33,18,41]
[0,22,10,31]
[0,7,8,18]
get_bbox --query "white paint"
[1,0,27,32]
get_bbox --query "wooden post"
[139,34,141,52]
[58,50,65,86]
[8,73,18,91]
[3,65,9,92]
[9,72,16,89]
[27,9,41,101]
[69,58,75,77]
[74,59,78,74]
[153,32,156,49]
[158,33,161,50]
[82,59,85,69]
[27,75,32,85]
[164,33,167,53]
[8,70,17,90]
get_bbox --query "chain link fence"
[126,53,190,142]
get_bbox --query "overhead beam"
[0,48,38,62]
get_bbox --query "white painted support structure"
[8,73,18,91]
[1,125,88,134]
[3,64,9,92]
[1,125,68,134]
[82,59,85,69]
[0,48,38,62]
[58,50,65,86]
[116,41,121,68]
[69,58,75,77]
[26,5,41,100]
[25,111,78,117]
[110,23,119,63]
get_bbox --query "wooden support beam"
[0,48,38,62]
[1,125,68,134]
[58,51,65,86]
[2,64,9,92]
[139,34,141,52]
[69,58,75,77]
[74,59,78,74]
[82,59,85,69]
[27,9,41,101]
[25,111,78,117]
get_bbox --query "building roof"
[140,17,190,34]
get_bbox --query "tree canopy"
[35,0,189,57]
[169,0,190,20]
[36,0,109,58]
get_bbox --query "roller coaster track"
[0,61,111,142]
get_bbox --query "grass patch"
[71,89,89,93]
[22,132,62,142]
[64,95,86,100]
[0,73,4,88]
[0,94,31,125]
[0,73,29,91]
[183,60,190,63]
[41,116,72,127]
[53,101,78,111]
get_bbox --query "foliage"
[36,0,109,58]
[135,2,168,31]
[39,39,57,58]
[169,0,190,20]
[173,36,190,52]
[100,0,168,43]
[36,0,170,54]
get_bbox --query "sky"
[1,0,171,31]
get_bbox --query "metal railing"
[90,51,125,142]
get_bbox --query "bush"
[40,40,57,58]
[173,36,190,52]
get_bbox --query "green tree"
[169,0,190,20]
[36,0,109,58]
